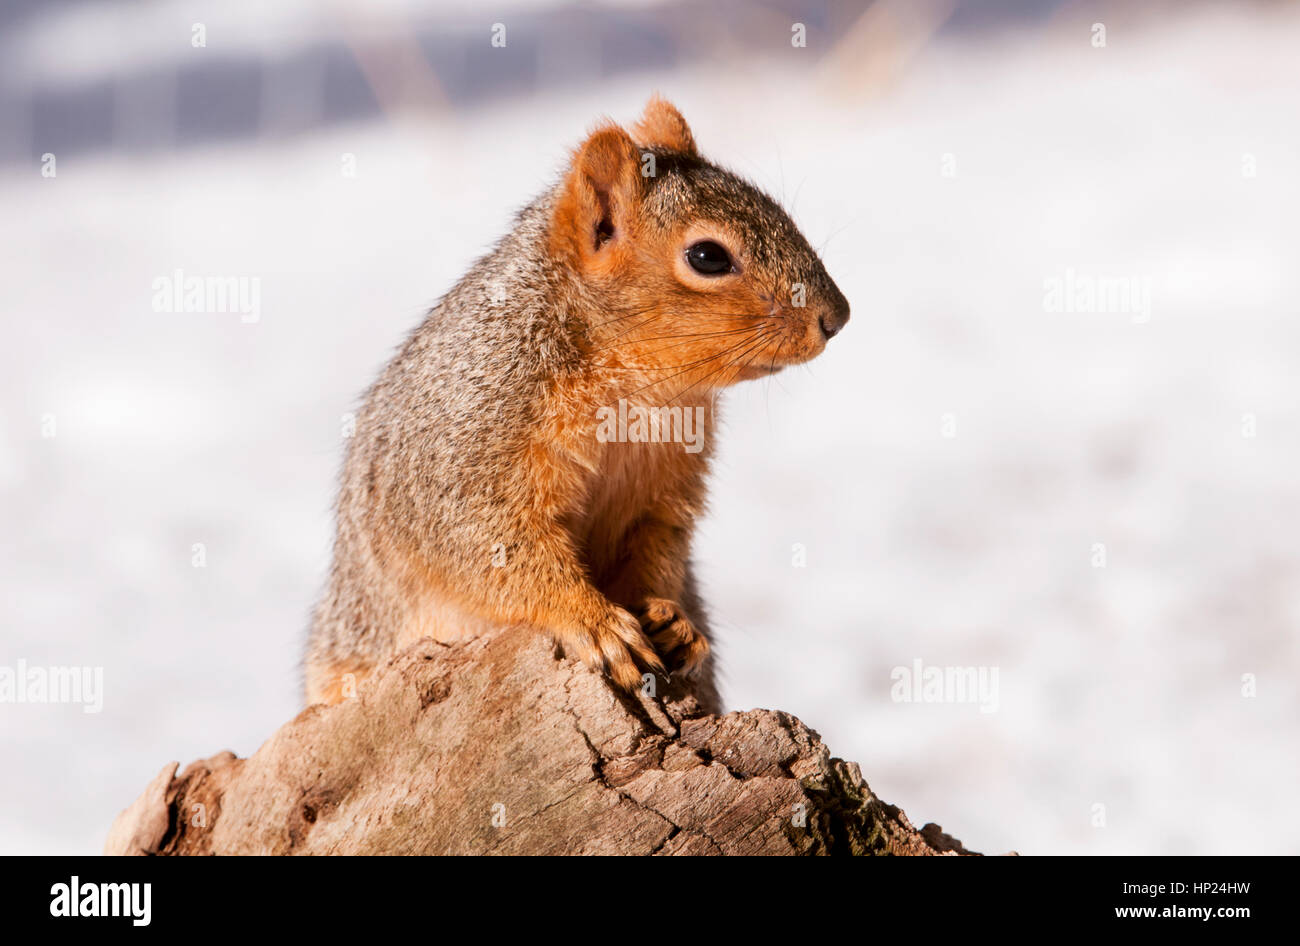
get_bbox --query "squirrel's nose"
[819,297,850,340]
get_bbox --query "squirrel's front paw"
[562,606,665,692]
[637,598,710,678]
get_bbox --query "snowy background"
[2,0,1297,855]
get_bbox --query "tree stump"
[105,627,974,855]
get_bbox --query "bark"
[104,627,975,855]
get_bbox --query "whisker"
[668,332,775,405]
[599,312,663,347]
[590,325,766,356]
[763,335,786,415]
[621,331,769,397]
[593,330,766,374]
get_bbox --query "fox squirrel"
[305,97,849,712]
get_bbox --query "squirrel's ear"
[552,123,643,265]
[631,95,697,156]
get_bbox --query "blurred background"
[2,0,1297,855]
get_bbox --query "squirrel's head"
[550,96,849,393]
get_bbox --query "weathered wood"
[105,627,974,855]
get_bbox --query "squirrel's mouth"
[751,362,786,378]
[730,361,787,382]
[724,323,827,383]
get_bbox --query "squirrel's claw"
[562,606,665,692]
[638,598,711,679]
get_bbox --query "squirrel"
[304,96,849,713]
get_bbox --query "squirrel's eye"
[685,240,734,276]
